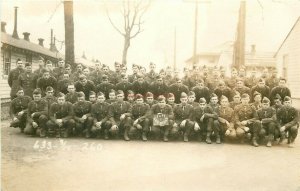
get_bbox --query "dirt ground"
[1,120,300,191]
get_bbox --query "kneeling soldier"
[24,88,48,137]
[173,92,194,142]
[10,88,32,133]
[46,92,75,138]
[91,92,111,139]
[109,90,133,141]
[149,95,174,142]
[277,96,299,147]
[73,92,93,138]
[256,97,277,147]
[130,94,151,141]
[234,93,261,147]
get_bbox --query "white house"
[274,17,300,100]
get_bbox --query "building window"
[2,49,11,77]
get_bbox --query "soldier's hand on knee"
[180,120,187,128]
[194,123,200,131]
[280,126,286,132]
[225,129,230,136]
[82,115,87,120]
[31,113,36,118]
[18,111,24,116]
[111,125,118,131]
[241,120,248,126]
[96,122,102,129]
[120,114,126,120]
[243,126,250,132]
[32,122,38,128]
[133,119,139,126]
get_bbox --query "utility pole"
[193,2,198,68]
[233,1,246,69]
[64,0,75,69]
[173,27,177,70]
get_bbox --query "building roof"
[1,32,64,59]
[274,17,300,57]
[245,51,276,67]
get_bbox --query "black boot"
[183,132,189,142]
[252,138,259,147]
[124,128,130,141]
[206,133,212,144]
[216,134,221,144]
[142,132,147,141]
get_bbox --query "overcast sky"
[1,0,300,70]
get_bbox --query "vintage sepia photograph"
[1,0,300,190]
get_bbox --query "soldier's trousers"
[129,118,150,137]
[236,121,261,141]
[10,112,27,131]
[46,119,76,137]
[172,119,194,138]
[91,120,112,136]
[259,122,276,141]
[195,118,214,138]
[24,114,48,135]
[109,117,133,136]
[280,124,299,142]
[74,117,93,136]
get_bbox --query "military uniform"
[146,71,158,84]
[65,92,78,104]
[266,76,279,90]
[230,101,241,110]
[173,103,194,141]
[150,82,169,99]
[46,101,75,137]
[214,87,233,102]
[233,86,251,98]
[90,69,103,85]
[191,86,210,103]
[75,80,95,100]
[218,106,236,139]
[18,72,36,97]
[250,85,270,101]
[245,76,258,88]
[73,101,93,137]
[24,99,48,136]
[43,95,57,116]
[96,82,115,100]
[10,95,32,132]
[37,76,57,95]
[91,102,111,139]
[8,67,24,99]
[270,86,291,105]
[57,79,72,95]
[132,81,150,97]
[168,83,189,103]
[53,67,65,81]
[129,103,151,140]
[115,82,133,99]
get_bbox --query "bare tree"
[106,0,150,65]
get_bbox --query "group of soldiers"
[8,57,299,147]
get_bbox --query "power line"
[46,0,63,23]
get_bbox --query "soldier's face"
[58,61,64,67]
[46,90,54,97]
[180,97,188,104]
[136,98,143,104]
[121,67,127,73]
[233,96,241,103]
[127,94,135,101]
[168,97,175,104]
[262,102,269,109]
[157,79,163,84]
[83,69,89,76]
[115,64,121,71]
[140,68,146,74]
[77,65,83,71]
[176,80,182,85]
[138,78,144,83]
[284,100,292,107]
[272,71,277,77]
[63,74,69,80]
[251,71,256,76]
[78,96,85,102]
[109,93,116,100]
[117,94,124,101]
[33,94,41,101]
[210,97,218,104]
[262,70,268,77]
[80,78,87,85]
[219,83,225,89]
[38,60,44,67]
[95,63,101,70]
[232,71,238,77]
[58,97,65,105]
[236,81,243,88]
[254,95,262,102]
[122,77,128,82]
[258,81,265,87]
[103,67,109,73]
[17,61,23,68]
[89,95,96,102]
[279,80,286,87]
[46,64,52,70]
[220,99,229,106]
[132,66,138,73]
[274,99,281,106]
[97,95,105,103]
[150,64,155,70]
[17,90,24,97]
[43,72,50,79]
[159,72,165,79]
[25,66,32,73]
[188,96,195,103]
[198,82,204,88]
[68,86,75,93]
[241,97,250,104]
[158,100,166,107]
[65,67,71,74]
[146,97,153,103]
[199,103,206,110]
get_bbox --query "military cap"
[97,91,105,97]
[77,91,85,98]
[109,89,116,93]
[167,93,175,98]
[127,90,134,95]
[180,92,188,98]
[157,95,166,101]
[220,95,228,101]
[45,60,53,65]
[33,88,42,95]
[89,91,96,96]
[284,96,291,102]
[231,67,237,72]
[262,97,270,103]
[258,78,265,83]
[241,93,250,99]
[46,86,54,92]
[175,77,181,82]
[57,92,65,98]
[132,63,138,68]
[114,62,121,66]
[120,73,127,78]
[199,98,206,103]
[210,93,218,99]
[137,73,144,79]
[79,74,87,80]
[188,91,195,96]
[159,69,165,74]
[25,62,31,67]
[156,75,163,80]
[102,75,109,80]
[274,94,282,100]
[197,79,204,84]
[116,90,124,95]
[58,58,64,62]
[146,92,153,98]
[218,81,226,86]
[135,94,144,100]
[233,91,241,97]
[253,91,261,98]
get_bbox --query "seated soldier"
[168,77,189,103]
[191,98,216,144]
[106,89,117,104]
[191,79,210,103]
[65,84,78,104]
[145,92,157,107]
[218,96,236,141]
[234,93,261,147]
[172,92,194,142]
[127,90,135,105]
[149,95,174,142]
[167,93,176,108]
[130,94,151,141]
[46,92,75,138]
[24,88,48,137]
[10,88,32,133]
[96,75,116,100]
[75,74,95,100]
[91,92,111,139]
[108,90,133,141]
[230,91,241,109]
[73,92,93,138]
[277,96,299,148]
[256,97,277,147]
[187,91,200,108]
[88,91,97,104]
[250,91,262,110]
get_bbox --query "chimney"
[1,22,6,33]
[50,29,58,52]
[12,7,19,39]
[251,44,256,54]
[38,38,44,46]
[23,32,30,41]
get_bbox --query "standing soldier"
[108,90,133,141]
[149,95,174,142]
[24,88,48,137]
[182,67,193,89]
[250,78,270,102]
[109,62,122,85]
[169,78,189,104]
[91,92,111,139]
[218,96,236,141]
[256,97,277,147]
[75,74,95,100]
[90,62,103,85]
[46,92,75,138]
[115,74,132,99]
[206,69,221,91]
[96,75,115,100]
[132,74,150,97]
[37,70,57,96]
[209,93,222,144]
[18,62,36,98]
[164,66,174,86]
[191,79,210,103]
[73,92,93,138]
[214,81,233,102]
[10,88,32,132]
[57,73,72,95]
[8,59,24,99]
[270,78,291,105]
[225,68,238,89]
[277,96,299,147]
[65,84,78,104]
[266,69,279,90]
[53,58,65,80]
[146,62,158,83]
[260,68,269,82]
[128,64,140,83]
[172,93,194,142]
[245,69,258,88]
[234,93,261,147]
[70,63,84,82]
[127,90,135,104]
[150,76,169,99]
[130,94,151,141]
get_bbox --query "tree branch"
[105,5,125,36]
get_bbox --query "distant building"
[274,17,300,100]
